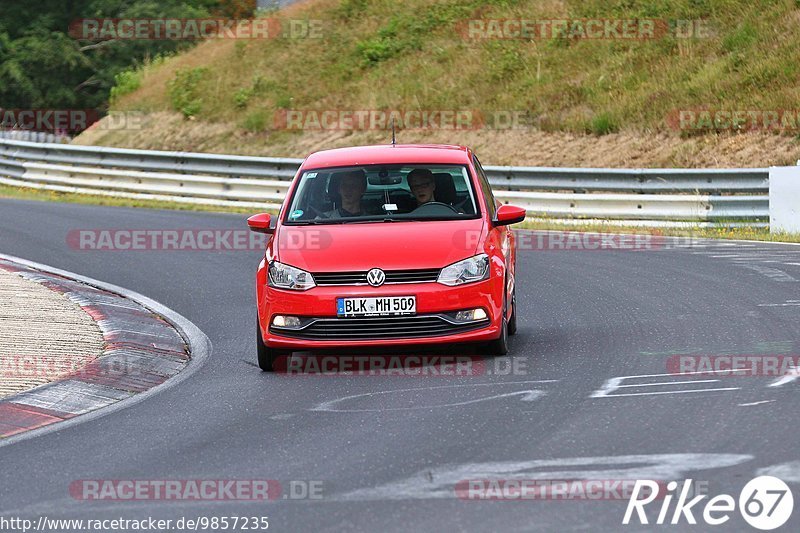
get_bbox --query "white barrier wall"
[769,166,800,233]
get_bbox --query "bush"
[233,87,252,109]
[589,112,619,135]
[168,67,208,118]
[243,110,267,132]
[109,69,141,104]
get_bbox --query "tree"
[0,0,251,121]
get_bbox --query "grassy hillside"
[76,0,800,166]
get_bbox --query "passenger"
[407,168,436,206]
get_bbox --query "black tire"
[257,317,290,372]
[507,290,518,336]
[482,317,509,356]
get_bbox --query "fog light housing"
[272,315,302,329]
[454,308,488,322]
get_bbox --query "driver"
[407,168,436,206]
[322,169,368,218]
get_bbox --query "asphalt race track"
[1,197,799,531]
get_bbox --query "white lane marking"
[757,302,800,307]
[740,264,798,282]
[767,356,800,387]
[616,379,720,388]
[310,380,557,412]
[591,369,744,399]
[738,400,775,407]
[768,374,799,388]
[722,239,800,247]
[335,453,753,501]
[591,376,624,398]
[595,387,739,398]
[730,257,797,262]
[786,263,800,266]
[518,390,545,401]
[604,369,748,379]
[709,254,789,259]
[757,461,800,483]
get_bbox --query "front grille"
[313,268,440,286]
[385,269,440,283]
[312,271,366,285]
[271,314,487,340]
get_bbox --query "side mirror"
[494,205,526,226]
[247,213,274,234]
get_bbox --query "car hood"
[275,218,485,272]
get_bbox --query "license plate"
[336,296,416,317]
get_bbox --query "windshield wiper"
[288,219,347,225]
[338,218,402,224]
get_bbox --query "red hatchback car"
[247,144,526,371]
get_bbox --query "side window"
[473,156,497,218]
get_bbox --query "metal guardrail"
[0,138,769,226]
[0,130,71,144]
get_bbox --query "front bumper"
[269,312,491,341]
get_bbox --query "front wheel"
[257,317,290,371]
[482,317,509,356]
[507,290,517,336]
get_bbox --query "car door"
[473,155,515,313]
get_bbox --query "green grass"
[516,218,800,244]
[0,184,266,215]
[109,0,800,137]
[2,184,797,243]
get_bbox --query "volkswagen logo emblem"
[366,268,386,287]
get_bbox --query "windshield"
[283,164,480,225]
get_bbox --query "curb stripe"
[0,254,211,445]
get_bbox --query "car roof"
[301,144,473,169]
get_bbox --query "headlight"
[268,261,316,291]
[437,254,490,286]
